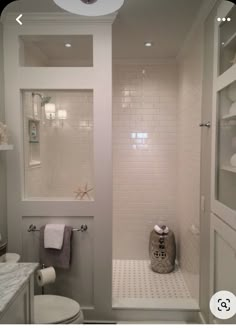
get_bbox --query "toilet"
[6,253,84,324]
[34,295,84,324]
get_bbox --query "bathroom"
[0,0,236,324]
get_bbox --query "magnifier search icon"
[210,291,236,319]
[220,301,227,309]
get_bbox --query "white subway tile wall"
[177,28,203,300]
[23,90,94,199]
[113,64,178,260]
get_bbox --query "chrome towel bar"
[27,224,88,233]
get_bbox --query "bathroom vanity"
[0,263,38,324]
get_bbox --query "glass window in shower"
[219,5,236,76]
[19,35,93,67]
[23,90,94,200]
[216,81,236,210]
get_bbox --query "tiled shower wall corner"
[177,27,203,301]
[113,63,178,260]
[23,90,94,198]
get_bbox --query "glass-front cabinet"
[212,1,236,225]
[217,82,236,211]
[219,5,236,75]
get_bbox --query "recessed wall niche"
[19,35,93,67]
[28,118,41,167]
[22,90,94,199]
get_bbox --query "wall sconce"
[45,103,56,120]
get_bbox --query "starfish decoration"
[74,183,93,200]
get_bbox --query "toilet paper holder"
[28,224,88,233]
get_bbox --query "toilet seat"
[34,295,83,324]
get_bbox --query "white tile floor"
[112,260,198,310]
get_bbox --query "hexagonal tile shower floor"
[112,260,198,310]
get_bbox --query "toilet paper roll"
[36,266,56,287]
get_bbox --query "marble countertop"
[0,263,38,314]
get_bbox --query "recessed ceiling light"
[145,42,153,47]
[65,43,72,48]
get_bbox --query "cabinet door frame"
[211,0,236,230]
[209,213,236,323]
[0,277,33,324]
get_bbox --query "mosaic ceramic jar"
[149,229,176,273]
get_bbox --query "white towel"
[154,225,169,235]
[154,225,163,234]
[44,224,65,250]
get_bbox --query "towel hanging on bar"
[39,225,73,269]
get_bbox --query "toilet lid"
[34,295,81,324]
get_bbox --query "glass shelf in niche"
[28,119,40,143]
[219,5,236,75]
[28,119,41,167]
[216,81,236,211]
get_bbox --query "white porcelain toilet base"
[34,295,84,324]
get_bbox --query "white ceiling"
[4,0,204,59]
[113,0,204,59]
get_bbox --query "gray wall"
[0,22,7,242]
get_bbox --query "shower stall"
[112,60,200,311]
